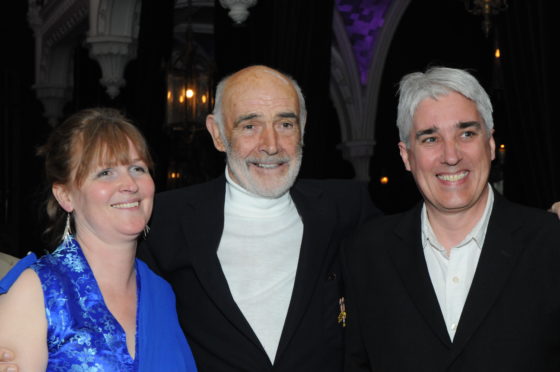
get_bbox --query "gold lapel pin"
[338,297,346,327]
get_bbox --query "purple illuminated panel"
[336,0,392,85]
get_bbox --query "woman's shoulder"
[0,253,39,294]
[1,248,72,301]
[0,253,45,319]
[0,267,43,300]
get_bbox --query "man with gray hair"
[139,65,380,371]
[342,66,560,371]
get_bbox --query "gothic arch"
[330,0,411,180]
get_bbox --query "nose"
[442,139,461,166]
[119,172,139,193]
[259,126,279,155]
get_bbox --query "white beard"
[225,144,303,199]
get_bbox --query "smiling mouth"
[111,201,139,208]
[437,171,469,182]
[251,162,286,169]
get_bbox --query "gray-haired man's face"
[207,66,303,198]
[398,91,495,216]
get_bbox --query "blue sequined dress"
[0,237,197,371]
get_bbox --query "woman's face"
[63,141,155,244]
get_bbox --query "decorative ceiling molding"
[27,0,89,126]
[86,0,142,99]
[27,0,143,124]
[219,0,258,24]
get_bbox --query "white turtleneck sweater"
[217,169,303,363]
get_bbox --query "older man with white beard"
[135,65,382,372]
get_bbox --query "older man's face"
[207,67,303,198]
[398,91,495,216]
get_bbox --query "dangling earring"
[62,213,72,243]
[143,224,150,239]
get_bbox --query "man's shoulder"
[293,178,382,221]
[293,178,370,203]
[493,196,560,235]
[295,178,368,191]
[354,207,415,239]
[154,176,224,205]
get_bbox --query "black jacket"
[139,175,381,371]
[343,194,560,372]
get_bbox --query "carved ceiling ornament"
[28,0,89,126]
[27,0,141,125]
[219,0,258,24]
[86,0,142,99]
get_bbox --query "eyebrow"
[277,112,298,121]
[458,121,481,130]
[415,126,438,139]
[414,121,482,139]
[233,113,260,127]
[233,111,299,127]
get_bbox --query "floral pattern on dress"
[31,237,139,371]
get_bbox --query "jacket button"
[328,272,336,281]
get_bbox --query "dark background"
[1,0,558,257]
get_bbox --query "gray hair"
[212,66,307,145]
[396,66,493,146]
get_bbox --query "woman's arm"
[0,269,48,371]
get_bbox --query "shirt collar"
[421,186,494,256]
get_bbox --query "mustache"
[244,155,291,164]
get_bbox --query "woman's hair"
[37,107,154,248]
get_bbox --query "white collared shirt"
[422,187,494,341]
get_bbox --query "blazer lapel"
[389,204,452,348]
[449,195,525,361]
[183,176,265,352]
[275,182,337,360]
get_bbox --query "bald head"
[211,65,307,143]
[227,65,293,90]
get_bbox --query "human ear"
[206,115,227,152]
[489,130,496,161]
[52,184,74,213]
[398,142,411,171]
